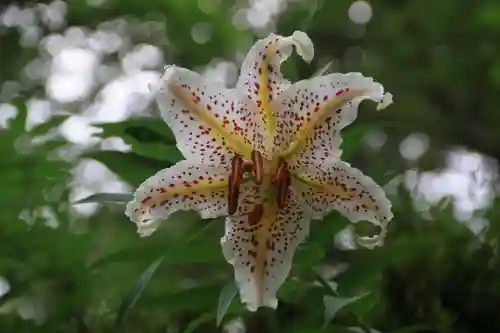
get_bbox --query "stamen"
[228,155,244,215]
[242,161,253,173]
[248,203,264,225]
[272,158,288,184]
[273,158,290,210]
[231,155,244,187]
[228,174,238,215]
[276,168,291,209]
[251,150,264,185]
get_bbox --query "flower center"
[228,151,291,216]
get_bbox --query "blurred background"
[1,0,500,332]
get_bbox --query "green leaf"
[217,280,238,326]
[96,117,176,144]
[126,140,183,162]
[294,243,325,268]
[95,117,183,162]
[143,282,241,314]
[390,325,435,333]
[300,0,324,32]
[341,124,377,159]
[8,99,27,133]
[29,115,68,135]
[182,312,215,333]
[334,244,399,296]
[73,192,133,204]
[86,151,168,187]
[313,269,338,296]
[309,214,348,246]
[311,60,333,78]
[323,293,369,328]
[89,229,222,270]
[115,256,164,330]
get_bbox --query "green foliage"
[1,0,500,332]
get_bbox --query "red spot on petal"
[141,196,152,204]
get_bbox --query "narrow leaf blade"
[183,312,215,333]
[311,60,333,78]
[29,115,68,135]
[115,256,164,329]
[217,280,238,326]
[73,193,133,204]
[323,294,368,328]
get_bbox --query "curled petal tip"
[356,226,387,249]
[357,236,383,250]
[291,30,314,63]
[162,65,178,81]
[137,219,161,237]
[246,303,258,312]
[377,92,393,111]
[147,79,162,94]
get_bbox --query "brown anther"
[248,204,264,226]
[227,174,238,215]
[272,158,288,184]
[228,155,244,215]
[231,155,244,187]
[276,162,291,210]
[251,150,264,185]
[242,161,253,173]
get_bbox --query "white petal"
[156,65,255,162]
[236,31,315,137]
[125,160,231,236]
[290,31,314,63]
[377,92,393,110]
[274,73,390,170]
[221,192,310,311]
[294,160,392,248]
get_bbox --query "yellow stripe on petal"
[281,89,364,157]
[293,161,393,248]
[256,48,277,134]
[295,174,348,199]
[157,66,254,163]
[237,31,315,136]
[221,193,310,311]
[167,80,253,158]
[125,161,232,236]
[272,73,391,169]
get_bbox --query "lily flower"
[125,31,393,312]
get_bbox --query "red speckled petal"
[125,160,232,236]
[156,66,256,162]
[274,73,392,170]
[237,31,314,137]
[294,160,392,248]
[221,191,310,311]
